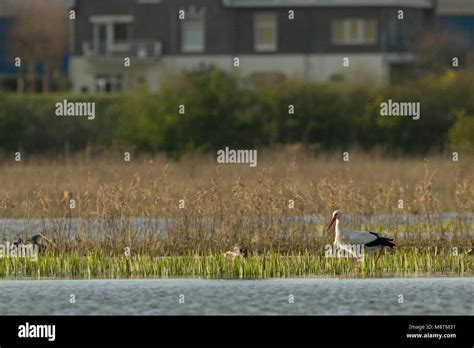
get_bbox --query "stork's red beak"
[326,216,336,232]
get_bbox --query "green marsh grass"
[0,248,471,279]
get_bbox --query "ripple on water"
[0,277,472,315]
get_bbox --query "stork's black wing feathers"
[365,232,395,248]
[369,232,394,241]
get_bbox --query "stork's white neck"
[335,218,344,238]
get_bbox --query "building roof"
[437,0,474,15]
[223,0,435,8]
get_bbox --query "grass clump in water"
[0,248,471,279]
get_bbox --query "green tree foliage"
[0,68,473,156]
[448,111,474,153]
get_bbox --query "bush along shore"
[0,68,473,157]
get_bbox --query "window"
[332,19,377,45]
[113,23,129,44]
[181,14,205,52]
[93,22,130,54]
[90,15,133,55]
[388,18,403,49]
[96,24,107,55]
[255,13,277,52]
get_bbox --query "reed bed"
[0,149,473,279]
[0,248,471,279]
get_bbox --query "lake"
[1,212,473,235]
[0,277,472,315]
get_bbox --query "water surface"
[0,277,472,315]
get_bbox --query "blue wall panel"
[438,16,474,49]
[0,18,16,75]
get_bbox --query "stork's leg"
[349,249,362,272]
[375,246,384,264]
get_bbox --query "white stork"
[326,210,395,261]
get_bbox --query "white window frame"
[332,18,378,45]
[91,15,133,55]
[181,12,205,53]
[254,12,277,52]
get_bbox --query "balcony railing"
[82,40,162,61]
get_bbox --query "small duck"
[30,233,44,253]
[223,246,240,258]
[240,247,249,258]
[13,234,23,248]
[223,246,249,258]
